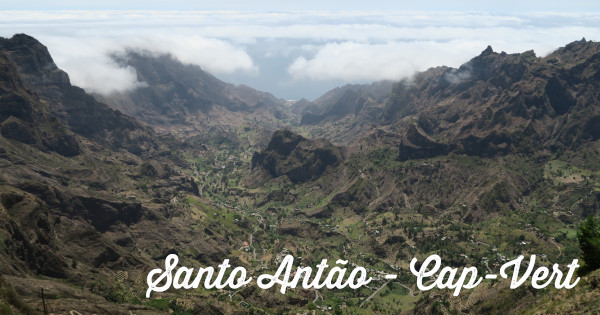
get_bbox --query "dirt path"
[313,290,323,303]
[394,282,416,297]
[485,260,492,274]
[199,171,210,195]
[360,280,391,308]
[402,193,412,209]
[549,237,562,256]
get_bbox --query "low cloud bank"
[0,11,598,97]
[39,35,258,94]
[288,40,486,82]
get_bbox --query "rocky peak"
[248,129,343,185]
[0,51,80,156]
[463,46,536,87]
[481,45,494,56]
[0,34,62,78]
[0,34,159,155]
[264,129,305,156]
[383,39,600,160]
[545,38,600,69]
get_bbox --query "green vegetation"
[4,35,600,314]
[578,215,600,271]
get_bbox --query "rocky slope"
[247,129,344,186]
[242,40,600,314]
[0,35,252,314]
[384,39,600,160]
[95,51,289,131]
[0,34,160,156]
[291,81,394,145]
[298,80,393,125]
[0,50,79,157]
[3,34,600,314]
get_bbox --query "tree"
[577,215,600,270]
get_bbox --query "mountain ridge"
[0,34,160,155]
[2,35,600,314]
[95,50,289,130]
[380,39,600,161]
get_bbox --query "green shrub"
[577,215,600,271]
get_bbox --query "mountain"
[297,80,393,125]
[0,49,79,157]
[0,34,160,156]
[246,129,344,186]
[292,81,394,144]
[243,40,600,313]
[95,51,289,131]
[0,35,253,313]
[3,34,600,314]
[384,39,600,160]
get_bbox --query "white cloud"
[0,10,599,97]
[285,24,600,82]
[287,40,488,81]
[0,11,261,94]
[35,34,258,95]
[40,36,147,94]
[149,35,258,75]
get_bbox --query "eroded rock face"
[15,181,144,232]
[0,50,80,156]
[0,34,158,155]
[383,40,600,159]
[94,51,288,127]
[1,117,36,144]
[397,124,454,161]
[250,129,343,184]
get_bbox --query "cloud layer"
[288,40,488,81]
[40,34,258,94]
[0,10,599,98]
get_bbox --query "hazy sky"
[3,1,599,12]
[1,1,599,100]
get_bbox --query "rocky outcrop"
[249,129,343,185]
[0,50,80,156]
[397,124,454,161]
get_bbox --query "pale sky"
[2,0,599,12]
[1,2,599,100]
